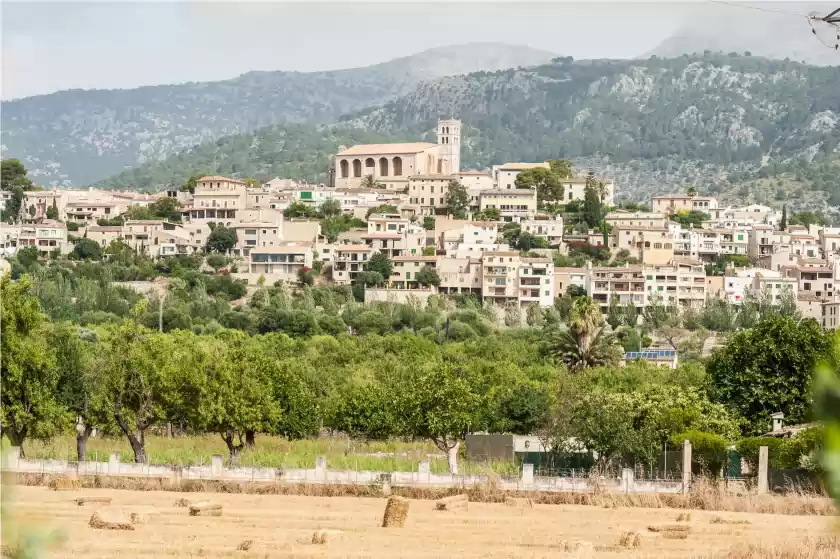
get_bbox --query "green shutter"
[300,192,313,200]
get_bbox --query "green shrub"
[736,436,784,470]
[671,430,728,477]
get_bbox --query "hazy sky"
[0,1,830,100]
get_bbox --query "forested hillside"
[102,53,840,210]
[0,44,553,187]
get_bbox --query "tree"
[360,174,383,189]
[400,363,482,473]
[790,211,827,228]
[243,178,260,188]
[46,198,59,220]
[179,173,206,194]
[813,333,840,502]
[70,238,102,261]
[0,275,67,457]
[423,216,436,230]
[206,224,238,254]
[284,201,317,218]
[1,159,34,222]
[103,303,181,463]
[416,265,440,287]
[549,297,621,372]
[444,180,469,219]
[707,315,833,435]
[606,296,624,330]
[548,159,574,179]
[187,334,282,463]
[670,210,710,228]
[474,208,501,221]
[515,232,548,251]
[50,323,107,461]
[687,186,698,197]
[366,252,393,279]
[780,204,787,231]
[515,167,563,206]
[365,204,398,219]
[582,180,602,228]
[496,383,551,435]
[205,253,230,272]
[319,198,342,218]
[147,197,182,222]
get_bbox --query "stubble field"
[4,485,838,558]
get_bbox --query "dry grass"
[647,524,693,534]
[712,537,840,558]
[13,472,836,517]
[435,493,468,511]
[235,539,253,551]
[188,502,222,517]
[675,512,692,522]
[5,486,836,558]
[311,529,343,544]
[129,513,146,525]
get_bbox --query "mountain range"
[0,43,555,187]
[99,53,840,213]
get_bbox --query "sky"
[0,1,833,100]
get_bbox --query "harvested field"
[3,485,835,557]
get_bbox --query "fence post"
[757,446,769,495]
[109,452,121,475]
[418,459,430,484]
[211,455,223,478]
[521,463,534,487]
[315,456,327,481]
[681,440,692,495]
[622,468,635,494]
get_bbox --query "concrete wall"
[1,447,686,495]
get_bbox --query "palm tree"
[360,174,382,189]
[550,297,621,372]
[687,186,698,197]
[550,327,622,373]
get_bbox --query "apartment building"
[781,261,836,300]
[605,211,668,229]
[520,219,564,246]
[651,195,718,214]
[230,222,283,257]
[0,225,20,252]
[86,226,123,249]
[182,176,248,225]
[610,226,674,265]
[407,175,454,215]
[18,220,69,256]
[479,189,537,222]
[555,267,587,296]
[588,265,646,313]
[645,260,707,309]
[439,221,498,252]
[518,257,555,307]
[65,201,120,224]
[332,245,373,285]
[390,255,438,288]
[248,242,314,282]
[718,228,749,256]
[438,257,483,296]
[456,171,494,191]
[360,230,425,259]
[481,251,522,308]
[696,229,722,262]
[492,162,549,190]
[752,272,798,304]
[822,300,840,329]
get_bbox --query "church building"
[333,119,461,191]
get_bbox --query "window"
[804,282,811,290]
[545,290,550,296]
[654,243,662,249]
[246,239,256,246]
[495,278,505,286]
[245,229,257,235]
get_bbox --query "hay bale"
[435,494,468,511]
[129,513,146,525]
[89,511,134,531]
[75,496,112,506]
[647,524,691,534]
[48,477,81,491]
[560,540,594,558]
[663,532,689,540]
[174,498,192,508]
[188,502,222,517]
[311,530,343,544]
[504,496,533,508]
[236,540,254,551]
[675,512,692,522]
[710,515,750,525]
[618,531,641,548]
[381,496,409,528]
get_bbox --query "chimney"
[771,412,784,433]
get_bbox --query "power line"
[707,0,812,18]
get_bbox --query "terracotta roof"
[555,267,586,273]
[484,251,519,257]
[336,245,372,252]
[337,142,435,156]
[87,226,122,233]
[497,162,549,171]
[199,176,247,184]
